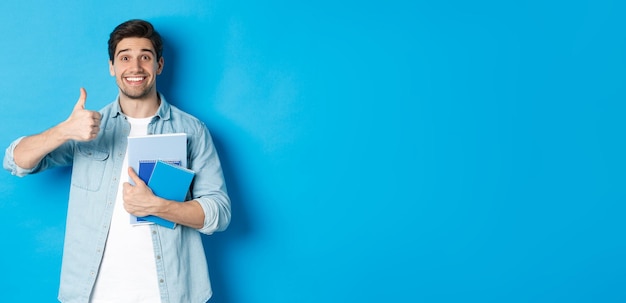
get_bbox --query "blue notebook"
[127,133,188,226]
[138,160,181,184]
[141,160,195,229]
[148,160,195,202]
[135,160,182,226]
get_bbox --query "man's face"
[109,37,164,100]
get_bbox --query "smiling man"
[3,19,231,303]
[111,36,163,102]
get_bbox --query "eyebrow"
[116,48,156,57]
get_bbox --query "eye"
[141,55,151,61]
[120,56,129,61]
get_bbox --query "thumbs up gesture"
[61,88,102,141]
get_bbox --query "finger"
[74,87,87,110]
[127,167,144,185]
[93,111,102,123]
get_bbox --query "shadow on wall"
[156,28,176,101]
[202,131,253,303]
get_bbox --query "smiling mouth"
[125,76,146,84]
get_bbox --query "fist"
[63,88,102,141]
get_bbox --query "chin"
[120,87,153,100]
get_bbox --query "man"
[3,19,231,303]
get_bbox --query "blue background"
[1,0,625,302]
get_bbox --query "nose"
[130,58,144,71]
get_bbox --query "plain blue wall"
[1,0,626,302]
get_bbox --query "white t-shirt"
[90,116,161,303]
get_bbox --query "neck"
[119,91,160,118]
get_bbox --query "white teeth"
[126,77,144,81]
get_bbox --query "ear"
[157,57,164,75]
[109,60,115,76]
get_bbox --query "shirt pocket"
[71,144,110,192]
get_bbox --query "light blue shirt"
[4,94,231,303]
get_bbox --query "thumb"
[74,87,87,110]
[128,167,144,185]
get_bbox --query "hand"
[123,167,162,217]
[61,88,101,141]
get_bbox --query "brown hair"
[108,19,163,62]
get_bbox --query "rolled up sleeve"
[3,136,37,177]
[189,125,231,235]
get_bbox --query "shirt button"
[156,255,161,260]
[159,279,164,283]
